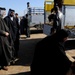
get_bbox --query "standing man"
[48,6,62,34]
[24,14,30,37]
[0,7,13,70]
[4,9,18,63]
[56,6,63,31]
[14,13,20,59]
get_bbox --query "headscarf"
[0,7,6,17]
[8,8,15,16]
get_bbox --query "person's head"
[51,8,54,13]
[0,7,6,17]
[54,6,59,14]
[51,8,56,14]
[25,14,28,18]
[8,9,15,17]
[15,13,18,17]
[53,29,69,42]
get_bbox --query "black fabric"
[22,17,30,37]
[0,17,13,66]
[4,16,17,42]
[31,29,72,75]
[48,13,61,32]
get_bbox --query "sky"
[0,0,44,16]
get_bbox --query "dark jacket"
[31,29,72,75]
[0,17,13,66]
[4,16,17,42]
[48,13,61,31]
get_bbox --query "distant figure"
[48,8,57,35]
[14,13,20,59]
[31,29,75,75]
[24,14,30,37]
[48,6,63,34]
[20,16,25,34]
[56,6,63,21]
[56,6,63,30]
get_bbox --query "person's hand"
[5,32,9,36]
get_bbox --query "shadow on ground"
[16,37,75,66]
[15,38,42,66]
[9,38,43,75]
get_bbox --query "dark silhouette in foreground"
[31,29,75,75]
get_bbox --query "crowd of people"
[0,7,30,70]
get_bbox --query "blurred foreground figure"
[31,29,75,75]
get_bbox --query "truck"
[28,7,44,29]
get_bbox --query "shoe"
[26,36,30,38]
[10,60,15,65]
[14,58,19,62]
[2,66,8,71]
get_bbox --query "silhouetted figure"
[14,13,20,59]
[48,6,62,34]
[31,29,74,75]
[20,16,25,34]
[24,14,30,37]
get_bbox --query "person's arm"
[0,30,9,37]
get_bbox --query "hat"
[9,9,15,12]
[0,7,6,10]
[15,13,18,15]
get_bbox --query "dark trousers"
[26,27,30,37]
